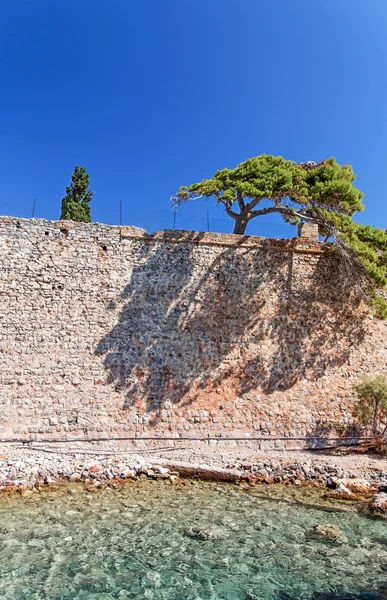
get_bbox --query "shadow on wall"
[305,419,364,450]
[95,235,367,422]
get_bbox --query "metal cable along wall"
[0,435,375,445]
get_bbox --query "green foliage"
[342,224,387,287]
[339,223,387,317]
[185,155,295,203]
[172,155,364,228]
[60,166,93,223]
[172,154,387,317]
[372,292,387,320]
[354,375,387,435]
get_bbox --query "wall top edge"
[0,216,333,254]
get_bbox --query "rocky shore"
[1,443,387,516]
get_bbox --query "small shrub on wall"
[353,375,387,438]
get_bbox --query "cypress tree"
[60,166,93,223]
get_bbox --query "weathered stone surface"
[298,222,319,240]
[370,492,387,515]
[339,478,377,495]
[195,466,242,483]
[0,217,386,444]
[325,482,352,500]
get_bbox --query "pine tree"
[172,155,364,235]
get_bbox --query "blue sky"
[1,0,386,237]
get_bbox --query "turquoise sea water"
[0,480,386,600]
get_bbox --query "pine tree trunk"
[232,216,249,235]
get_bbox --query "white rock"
[156,467,169,475]
[370,492,387,515]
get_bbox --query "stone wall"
[0,217,386,444]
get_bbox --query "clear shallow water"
[0,481,386,600]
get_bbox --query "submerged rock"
[18,488,34,497]
[305,524,348,544]
[184,525,225,541]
